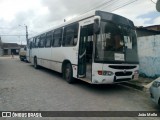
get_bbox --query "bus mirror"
[94,19,100,34]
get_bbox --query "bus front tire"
[64,63,74,84]
[34,58,39,69]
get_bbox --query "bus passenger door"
[78,26,87,78]
[78,23,94,81]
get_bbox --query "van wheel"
[34,57,39,69]
[64,63,74,84]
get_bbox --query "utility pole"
[19,24,29,45]
[25,25,28,45]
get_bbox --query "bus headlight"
[98,70,114,76]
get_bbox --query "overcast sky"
[0,0,159,44]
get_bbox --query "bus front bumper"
[91,75,137,84]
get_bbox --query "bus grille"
[109,65,136,70]
[115,71,132,76]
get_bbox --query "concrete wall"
[138,35,160,77]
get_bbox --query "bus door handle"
[79,50,86,59]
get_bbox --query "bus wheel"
[34,57,39,69]
[64,63,74,84]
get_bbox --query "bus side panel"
[37,48,52,69]
[51,47,78,77]
[51,47,63,73]
[72,65,78,79]
[31,48,37,64]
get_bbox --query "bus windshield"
[95,21,139,64]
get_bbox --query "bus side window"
[39,34,46,48]
[52,29,62,47]
[63,23,78,47]
[30,42,33,49]
[45,32,52,47]
[35,37,40,48]
[34,38,37,48]
[32,38,35,48]
[37,37,41,48]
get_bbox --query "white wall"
[138,35,160,77]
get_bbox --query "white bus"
[26,10,139,84]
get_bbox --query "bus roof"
[29,10,134,39]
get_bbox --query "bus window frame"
[32,37,35,48]
[39,34,46,48]
[62,23,79,47]
[52,28,63,47]
[45,31,53,48]
[35,36,40,48]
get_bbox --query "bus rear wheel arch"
[63,62,74,84]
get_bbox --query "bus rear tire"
[64,63,74,84]
[34,57,39,69]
